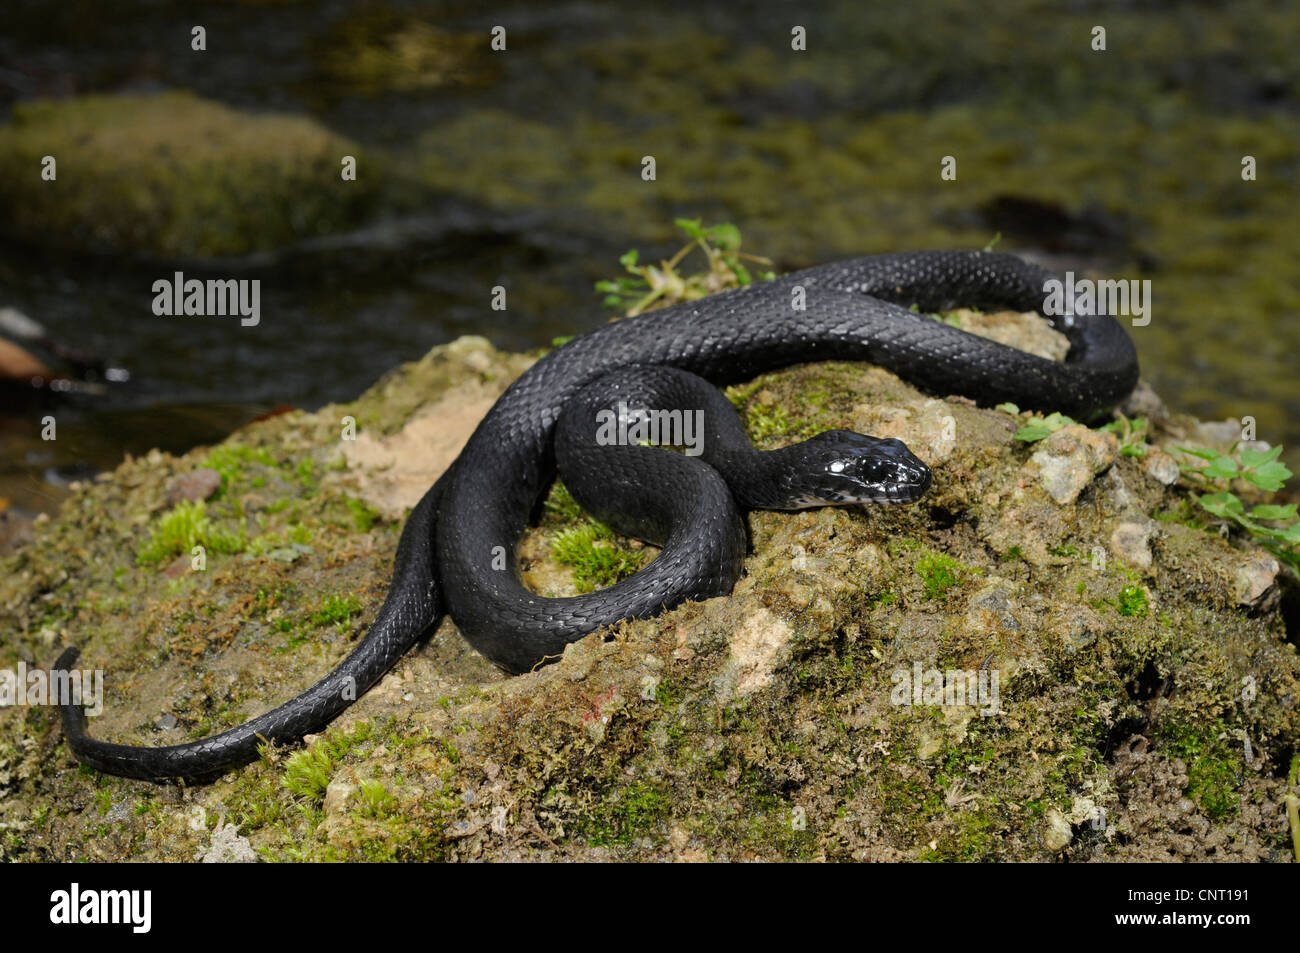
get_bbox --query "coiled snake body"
[57,250,1138,779]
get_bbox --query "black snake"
[56,250,1139,780]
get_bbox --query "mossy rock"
[0,91,385,258]
[1,325,1297,862]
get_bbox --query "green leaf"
[1014,423,1053,442]
[674,218,705,240]
[1248,503,1298,521]
[1239,446,1282,469]
[1203,457,1239,480]
[618,249,639,269]
[1120,445,1148,458]
[995,403,1020,415]
[1013,412,1076,443]
[1243,460,1292,492]
[706,223,742,250]
[1175,446,1220,461]
[1101,416,1148,436]
[1283,523,1300,544]
[1198,492,1243,518]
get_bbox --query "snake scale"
[56,250,1139,780]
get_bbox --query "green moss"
[1159,720,1241,821]
[309,593,363,629]
[578,780,671,847]
[541,481,584,524]
[744,402,796,443]
[1117,585,1150,617]
[357,780,397,818]
[919,810,998,862]
[551,523,644,593]
[914,551,976,600]
[135,499,244,566]
[345,498,381,532]
[204,446,278,494]
[283,722,375,803]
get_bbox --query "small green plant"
[551,523,644,593]
[282,724,373,803]
[309,593,362,629]
[914,551,976,600]
[1013,411,1077,443]
[1099,415,1149,457]
[542,480,583,523]
[579,781,670,847]
[1176,444,1299,570]
[1008,410,1150,456]
[1159,719,1241,821]
[136,499,244,566]
[345,497,380,532]
[283,746,337,802]
[203,445,277,493]
[595,218,773,316]
[1116,584,1149,617]
[358,780,397,818]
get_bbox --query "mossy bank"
[1,308,1297,861]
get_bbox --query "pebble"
[323,780,356,818]
[1043,809,1073,851]
[1143,450,1180,485]
[1109,520,1155,570]
[1030,425,1118,505]
[165,468,223,505]
[1234,551,1278,606]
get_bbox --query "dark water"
[0,224,620,512]
[1,0,1297,517]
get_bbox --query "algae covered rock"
[0,91,384,258]
[0,325,1297,863]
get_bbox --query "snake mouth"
[865,461,932,504]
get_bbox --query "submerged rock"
[0,92,385,258]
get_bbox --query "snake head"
[784,430,932,506]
